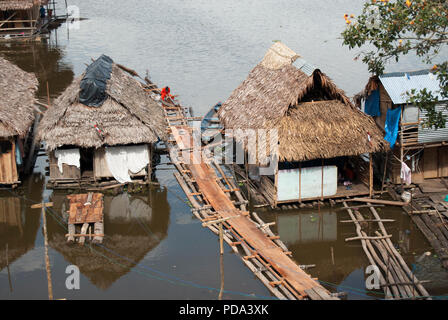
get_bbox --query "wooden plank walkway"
[159,97,337,300]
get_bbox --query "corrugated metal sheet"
[293,58,316,76]
[379,70,445,105]
[418,104,448,144]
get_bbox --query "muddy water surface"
[0,0,447,299]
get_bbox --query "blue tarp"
[79,55,113,107]
[384,107,401,148]
[364,89,380,117]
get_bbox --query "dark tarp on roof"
[79,55,113,107]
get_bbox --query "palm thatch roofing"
[38,58,168,151]
[218,42,386,162]
[0,0,47,10]
[0,56,37,139]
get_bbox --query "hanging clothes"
[384,107,402,148]
[105,145,149,183]
[54,148,80,173]
[400,161,412,186]
[364,89,381,117]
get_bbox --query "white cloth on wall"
[105,145,149,183]
[126,145,150,174]
[54,148,80,174]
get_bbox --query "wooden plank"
[424,148,439,179]
[349,198,407,206]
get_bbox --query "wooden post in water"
[369,153,373,198]
[219,251,224,300]
[219,222,224,255]
[6,243,12,292]
[31,202,54,300]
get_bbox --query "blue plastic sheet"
[79,55,113,107]
[384,107,401,148]
[364,90,380,117]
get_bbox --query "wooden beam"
[348,198,407,206]
[31,202,53,209]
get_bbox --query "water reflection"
[0,40,74,99]
[0,173,45,286]
[47,188,170,290]
[258,205,439,298]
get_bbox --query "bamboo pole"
[6,243,13,293]
[41,205,53,300]
[369,153,373,198]
[342,202,393,299]
[369,206,431,298]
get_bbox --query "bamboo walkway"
[341,200,430,300]
[160,99,338,300]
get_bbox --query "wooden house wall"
[49,151,81,181]
[389,145,448,184]
[0,139,19,184]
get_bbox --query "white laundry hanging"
[105,145,149,183]
[54,148,80,174]
[400,161,412,186]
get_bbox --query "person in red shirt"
[160,86,173,101]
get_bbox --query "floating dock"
[160,98,338,300]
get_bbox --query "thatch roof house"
[0,56,38,186]
[218,42,386,206]
[38,55,167,189]
[356,70,448,184]
[0,0,48,40]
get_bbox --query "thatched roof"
[218,42,386,162]
[38,59,167,150]
[274,101,386,162]
[0,56,37,139]
[0,0,46,10]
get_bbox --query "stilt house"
[218,42,386,207]
[38,55,167,189]
[0,56,38,187]
[357,70,448,184]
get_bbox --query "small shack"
[357,70,448,184]
[38,55,167,189]
[218,42,386,207]
[0,56,38,188]
[0,0,48,40]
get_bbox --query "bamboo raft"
[388,184,448,269]
[341,200,430,299]
[159,98,338,300]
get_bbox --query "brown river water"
[1,0,447,300]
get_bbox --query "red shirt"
[161,87,172,101]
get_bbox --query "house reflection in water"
[0,173,45,283]
[274,208,368,295]
[277,210,337,244]
[47,187,170,289]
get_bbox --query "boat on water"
[201,102,223,144]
